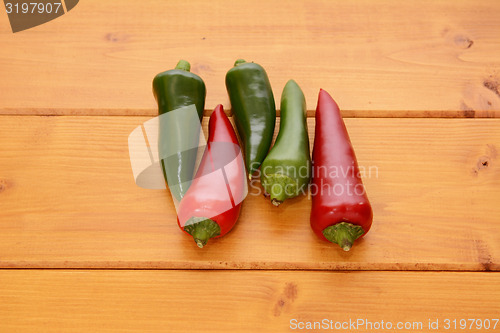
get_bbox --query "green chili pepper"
[152,60,206,201]
[260,79,311,206]
[225,59,276,177]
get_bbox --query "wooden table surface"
[1,0,499,331]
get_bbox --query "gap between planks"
[1,108,499,118]
[0,268,498,274]
[0,262,497,272]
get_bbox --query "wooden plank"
[1,0,500,116]
[0,270,499,332]
[0,115,499,270]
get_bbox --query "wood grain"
[1,0,500,116]
[1,115,499,270]
[1,270,499,332]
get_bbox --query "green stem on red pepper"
[322,222,365,251]
[183,217,221,248]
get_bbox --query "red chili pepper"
[176,104,246,248]
[310,89,373,251]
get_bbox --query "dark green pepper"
[152,60,206,201]
[260,79,311,206]
[225,59,276,177]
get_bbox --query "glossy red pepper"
[310,89,373,251]
[176,104,246,248]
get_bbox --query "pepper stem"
[175,60,191,72]
[183,217,221,248]
[322,222,365,251]
[261,173,298,207]
[234,59,247,66]
[271,198,282,207]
